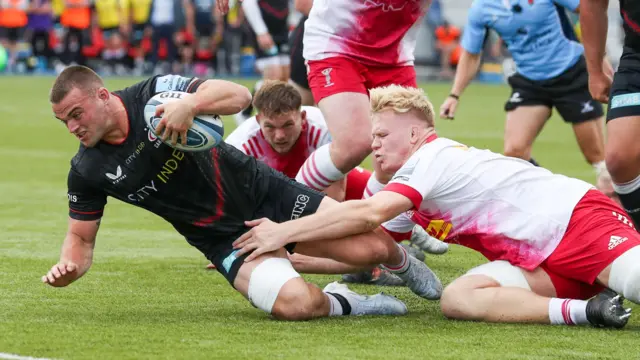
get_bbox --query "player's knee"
[440,281,481,320]
[503,142,529,160]
[247,257,304,317]
[271,280,322,321]
[608,246,640,304]
[333,134,371,161]
[605,145,637,180]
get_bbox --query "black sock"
[613,176,640,228]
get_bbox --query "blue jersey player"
[439,0,611,188]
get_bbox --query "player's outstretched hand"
[588,72,612,104]
[232,218,288,262]
[154,96,197,146]
[439,96,458,120]
[42,262,78,287]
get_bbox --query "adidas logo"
[608,235,628,250]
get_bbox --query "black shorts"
[256,33,289,60]
[505,56,604,124]
[607,46,640,122]
[289,16,309,90]
[201,166,325,286]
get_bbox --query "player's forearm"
[192,80,252,115]
[580,0,609,75]
[59,232,96,281]
[284,200,382,244]
[241,0,268,35]
[450,50,481,97]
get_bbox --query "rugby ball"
[144,91,224,152]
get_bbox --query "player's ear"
[299,110,307,125]
[256,113,261,122]
[98,87,109,101]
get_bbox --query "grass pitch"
[0,77,638,360]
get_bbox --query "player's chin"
[274,144,293,154]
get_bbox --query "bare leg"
[503,105,551,160]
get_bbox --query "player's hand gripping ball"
[144,91,224,152]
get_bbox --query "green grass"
[1,77,639,360]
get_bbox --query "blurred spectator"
[434,20,461,79]
[191,0,224,76]
[27,0,53,70]
[0,0,29,71]
[94,0,128,74]
[148,0,194,74]
[58,0,91,69]
[122,0,152,75]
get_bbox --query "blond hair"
[369,85,435,127]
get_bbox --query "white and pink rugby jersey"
[303,0,430,66]
[224,106,331,179]
[381,136,594,270]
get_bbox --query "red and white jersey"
[381,136,594,271]
[225,106,332,179]
[303,0,429,66]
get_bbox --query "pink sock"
[548,298,589,325]
[295,143,344,191]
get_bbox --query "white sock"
[362,172,386,199]
[383,244,410,274]
[548,298,589,325]
[612,173,640,195]
[324,292,349,316]
[295,144,345,191]
[592,161,607,177]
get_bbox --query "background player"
[42,66,442,321]
[223,80,448,283]
[287,0,314,106]
[289,0,430,207]
[234,0,290,123]
[234,85,638,329]
[439,0,610,186]
[580,0,640,228]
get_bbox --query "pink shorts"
[482,190,640,299]
[307,56,417,103]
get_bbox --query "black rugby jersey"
[67,75,268,241]
[258,0,290,42]
[620,0,640,50]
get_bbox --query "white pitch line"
[0,352,57,360]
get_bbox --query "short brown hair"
[49,65,104,104]
[252,80,302,118]
[369,85,435,127]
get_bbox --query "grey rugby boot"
[586,288,632,329]
[384,255,443,300]
[324,281,408,316]
[401,242,426,262]
[341,266,406,286]
[409,225,449,255]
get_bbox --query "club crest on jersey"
[321,68,334,88]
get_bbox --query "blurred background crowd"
[0,0,625,79]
